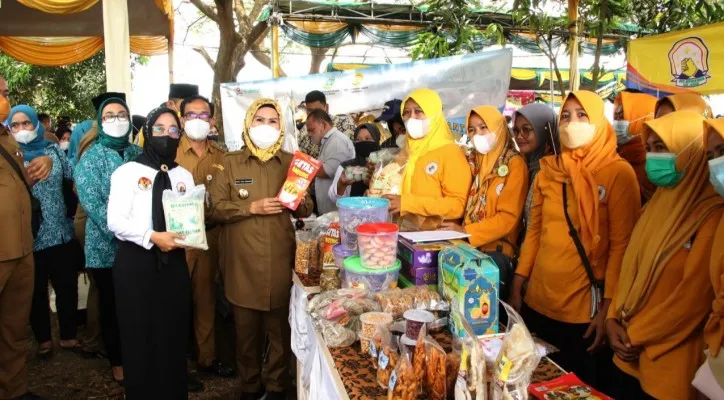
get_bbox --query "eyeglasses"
[184,112,211,122]
[512,126,535,138]
[102,113,129,123]
[9,120,33,132]
[152,125,181,138]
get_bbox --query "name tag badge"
[235,178,253,185]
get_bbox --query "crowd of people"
[0,70,723,400]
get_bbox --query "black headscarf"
[135,107,182,268]
[513,103,559,182]
[341,123,381,196]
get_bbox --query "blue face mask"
[645,152,683,188]
[709,155,724,196]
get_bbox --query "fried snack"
[413,334,426,388]
[369,162,405,197]
[294,231,314,274]
[377,344,399,389]
[426,341,447,400]
[375,287,448,319]
[446,352,460,398]
[387,346,417,400]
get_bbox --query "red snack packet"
[278,151,322,211]
[528,373,613,400]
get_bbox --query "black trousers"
[521,304,613,394]
[89,268,122,367]
[611,365,656,400]
[30,241,78,343]
[114,241,190,400]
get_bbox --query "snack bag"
[528,373,614,400]
[311,212,340,274]
[368,161,406,197]
[278,151,322,210]
[413,325,427,389]
[493,302,540,400]
[162,185,208,250]
[424,335,448,400]
[387,339,417,400]
[455,313,486,400]
[294,230,315,274]
[377,329,400,389]
[369,324,388,369]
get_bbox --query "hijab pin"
[160,164,169,172]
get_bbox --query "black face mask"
[148,135,180,163]
[354,141,380,165]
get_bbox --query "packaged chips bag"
[162,184,208,250]
[278,151,322,211]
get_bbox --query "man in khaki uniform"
[210,98,313,400]
[0,95,44,400]
[175,95,233,378]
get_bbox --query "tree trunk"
[309,47,329,74]
[553,61,566,99]
[590,1,607,90]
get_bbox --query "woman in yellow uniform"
[510,91,641,389]
[655,92,713,118]
[441,106,528,300]
[702,118,724,396]
[605,111,724,400]
[613,91,658,203]
[383,88,471,226]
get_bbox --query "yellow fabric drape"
[363,23,422,32]
[0,36,168,66]
[0,36,103,66]
[18,0,98,14]
[287,21,349,34]
[511,69,538,81]
[614,111,724,321]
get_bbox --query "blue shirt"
[74,142,142,268]
[33,144,74,252]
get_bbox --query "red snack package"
[528,373,614,400]
[278,151,322,211]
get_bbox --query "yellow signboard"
[627,22,724,95]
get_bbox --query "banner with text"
[220,49,513,151]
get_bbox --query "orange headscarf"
[540,90,620,253]
[615,91,657,202]
[464,106,515,224]
[704,118,724,355]
[656,93,714,118]
[614,112,724,321]
[0,96,10,122]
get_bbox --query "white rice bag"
[162,184,209,250]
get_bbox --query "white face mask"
[472,133,498,154]
[184,119,210,141]
[395,134,406,148]
[559,121,596,149]
[13,128,37,144]
[249,124,281,150]
[405,118,430,139]
[59,141,69,151]
[102,120,130,138]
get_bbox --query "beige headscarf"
[243,98,285,162]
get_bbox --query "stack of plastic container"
[342,222,401,292]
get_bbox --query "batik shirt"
[74,142,142,268]
[32,144,74,252]
[298,114,356,158]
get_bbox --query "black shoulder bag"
[50,146,78,218]
[562,182,604,319]
[0,144,42,237]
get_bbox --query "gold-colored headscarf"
[243,98,285,162]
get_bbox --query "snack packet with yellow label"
[493,302,539,400]
[278,151,322,211]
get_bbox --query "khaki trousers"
[0,253,34,399]
[74,204,103,351]
[187,228,219,367]
[232,305,291,393]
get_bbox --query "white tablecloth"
[290,274,349,400]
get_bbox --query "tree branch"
[193,46,216,70]
[188,0,219,24]
[251,44,287,77]
[249,22,270,47]
[249,0,265,21]
[233,0,250,33]
[183,15,206,44]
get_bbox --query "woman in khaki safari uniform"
[210,98,313,400]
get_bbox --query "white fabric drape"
[102,0,132,109]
